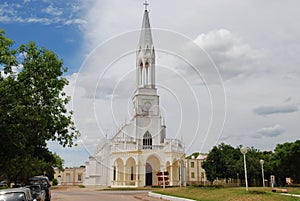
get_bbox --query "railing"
[110,138,185,153]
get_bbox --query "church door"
[145,163,152,186]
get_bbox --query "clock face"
[142,102,152,112]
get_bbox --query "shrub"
[52,178,58,186]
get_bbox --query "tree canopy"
[272,140,300,185]
[202,140,300,187]
[0,30,79,183]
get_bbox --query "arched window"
[143,131,152,149]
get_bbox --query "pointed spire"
[138,1,153,50]
[136,1,156,89]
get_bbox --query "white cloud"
[64,19,87,25]
[257,124,285,137]
[194,29,266,80]
[0,2,86,26]
[42,5,63,16]
[253,104,298,116]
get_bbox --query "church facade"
[84,4,185,187]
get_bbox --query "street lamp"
[240,147,248,191]
[260,159,265,187]
[161,168,166,189]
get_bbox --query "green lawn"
[153,187,300,201]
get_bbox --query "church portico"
[84,2,185,188]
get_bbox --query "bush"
[52,178,58,186]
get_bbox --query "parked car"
[27,176,51,201]
[0,187,36,201]
[0,181,8,189]
[26,185,46,201]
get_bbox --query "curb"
[148,192,196,201]
[280,193,300,198]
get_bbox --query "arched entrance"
[145,163,152,186]
[145,155,161,186]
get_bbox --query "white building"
[84,3,185,187]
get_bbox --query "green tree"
[202,143,241,183]
[0,30,79,184]
[272,140,300,185]
[240,147,263,186]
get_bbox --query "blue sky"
[1,0,300,167]
[0,0,85,74]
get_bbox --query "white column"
[151,63,155,87]
[135,163,139,187]
[112,165,114,186]
[170,164,173,186]
[142,67,145,86]
[179,161,182,187]
[123,166,126,186]
[139,66,142,86]
[141,163,146,186]
[148,66,151,86]
[137,65,139,86]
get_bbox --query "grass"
[153,186,300,201]
[288,188,300,195]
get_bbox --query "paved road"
[52,187,162,201]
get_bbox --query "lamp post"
[161,168,166,189]
[260,159,265,187]
[240,147,248,191]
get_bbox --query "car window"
[0,192,26,201]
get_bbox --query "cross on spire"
[144,1,149,11]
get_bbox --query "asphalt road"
[52,187,162,201]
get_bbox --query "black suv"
[27,176,51,201]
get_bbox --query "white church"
[84,3,186,187]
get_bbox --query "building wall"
[54,167,85,186]
[186,155,207,185]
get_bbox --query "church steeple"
[138,1,153,50]
[136,1,155,89]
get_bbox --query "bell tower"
[133,1,160,117]
[136,1,156,89]
[132,1,165,144]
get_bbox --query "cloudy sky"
[1,0,300,167]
